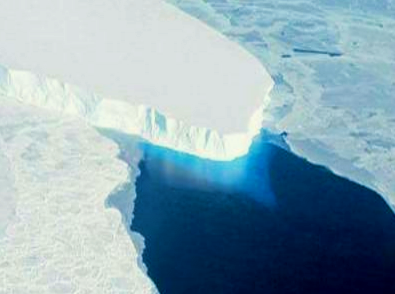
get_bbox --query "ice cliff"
[0,64,272,160]
[0,1,274,292]
[0,0,273,161]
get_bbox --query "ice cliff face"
[0,0,275,160]
[0,65,273,161]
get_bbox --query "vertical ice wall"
[0,0,273,158]
[0,64,272,160]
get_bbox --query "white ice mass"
[0,0,273,160]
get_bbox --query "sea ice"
[170,0,395,209]
[0,141,15,238]
[0,96,157,293]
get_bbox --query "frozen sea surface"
[0,97,157,293]
[0,140,15,238]
[168,0,395,207]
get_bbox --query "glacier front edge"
[0,64,273,161]
[0,0,273,161]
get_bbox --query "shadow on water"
[132,131,395,294]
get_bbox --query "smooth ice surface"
[170,0,395,208]
[0,96,157,293]
[0,0,272,135]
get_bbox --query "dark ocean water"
[132,135,395,294]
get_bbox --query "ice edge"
[0,64,273,161]
[0,62,272,293]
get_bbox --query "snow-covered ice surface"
[169,0,395,208]
[0,0,272,136]
[0,0,275,160]
[0,97,157,293]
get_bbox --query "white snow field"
[0,96,157,294]
[169,0,395,209]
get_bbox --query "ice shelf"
[0,0,273,161]
[0,2,274,291]
[0,63,271,160]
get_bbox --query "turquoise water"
[132,135,395,293]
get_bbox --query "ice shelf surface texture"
[0,0,273,160]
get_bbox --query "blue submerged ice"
[169,0,395,209]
